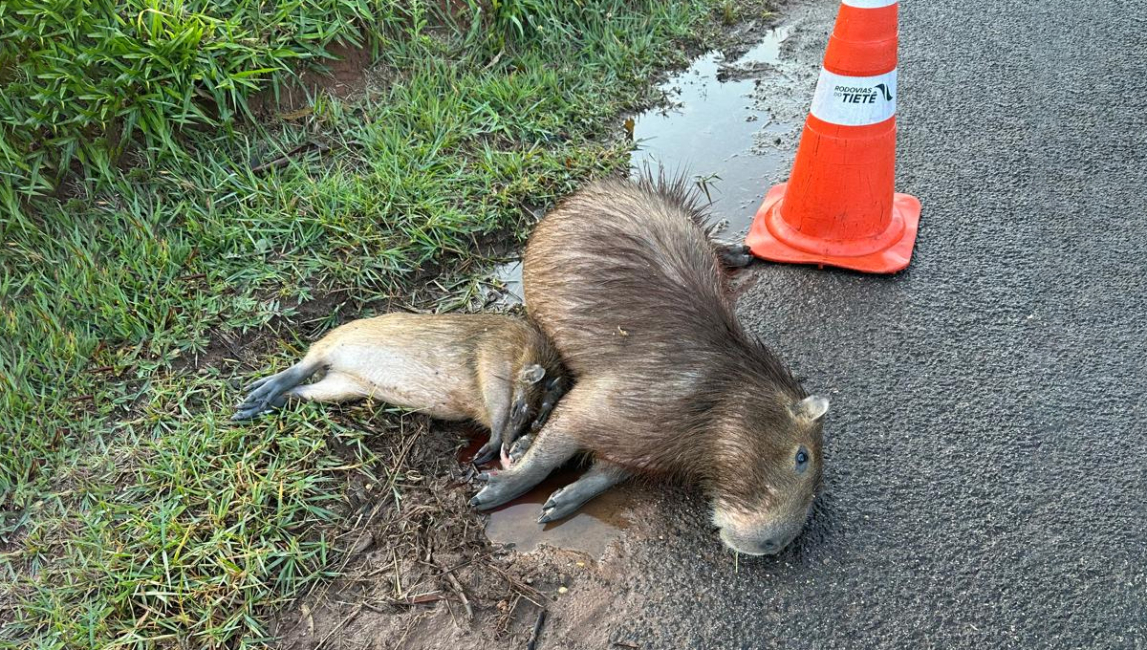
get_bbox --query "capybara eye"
[795,448,809,472]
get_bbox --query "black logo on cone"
[874,83,893,101]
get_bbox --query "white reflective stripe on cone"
[841,0,897,8]
[808,68,897,127]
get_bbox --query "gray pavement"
[547,0,1147,647]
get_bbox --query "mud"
[250,42,375,117]
[459,433,634,558]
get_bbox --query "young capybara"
[470,176,829,556]
[234,313,565,464]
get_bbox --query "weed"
[0,1,724,647]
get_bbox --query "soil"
[268,416,673,650]
[250,42,374,118]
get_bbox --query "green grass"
[0,0,730,647]
[0,0,401,211]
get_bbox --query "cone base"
[745,182,921,274]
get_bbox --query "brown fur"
[521,175,827,553]
[235,313,565,460]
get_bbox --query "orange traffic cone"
[746,0,921,274]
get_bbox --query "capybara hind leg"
[286,372,370,403]
[537,461,631,523]
[714,241,754,268]
[473,363,514,466]
[234,364,313,420]
[470,417,580,510]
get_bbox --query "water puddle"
[487,259,524,308]
[459,435,631,558]
[631,24,799,238]
[483,468,632,557]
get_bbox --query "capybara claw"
[471,472,530,510]
[537,486,582,523]
[470,486,501,510]
[506,434,533,466]
[472,442,499,466]
[542,487,564,511]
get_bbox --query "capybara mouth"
[719,527,787,556]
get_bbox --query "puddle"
[488,259,524,308]
[631,24,800,238]
[459,435,631,557]
[484,468,632,557]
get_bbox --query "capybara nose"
[719,525,797,556]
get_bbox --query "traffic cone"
[746,0,921,274]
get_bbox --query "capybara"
[470,176,829,556]
[234,313,565,465]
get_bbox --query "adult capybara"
[234,313,565,465]
[470,176,829,555]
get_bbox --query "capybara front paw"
[472,441,500,466]
[537,485,581,523]
[469,472,525,510]
[503,435,533,468]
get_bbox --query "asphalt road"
[543,0,1147,647]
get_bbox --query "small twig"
[384,592,442,607]
[482,49,504,71]
[251,142,331,174]
[526,609,547,650]
[485,562,548,607]
[445,570,473,621]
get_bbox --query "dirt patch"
[251,42,374,118]
[271,421,573,650]
[266,403,680,650]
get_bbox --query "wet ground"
[457,437,632,557]
[630,23,806,238]
[490,0,1147,647]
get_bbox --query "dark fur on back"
[523,174,809,500]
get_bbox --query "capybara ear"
[519,364,545,384]
[793,395,830,422]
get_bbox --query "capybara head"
[507,327,564,437]
[508,363,547,434]
[709,393,829,556]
